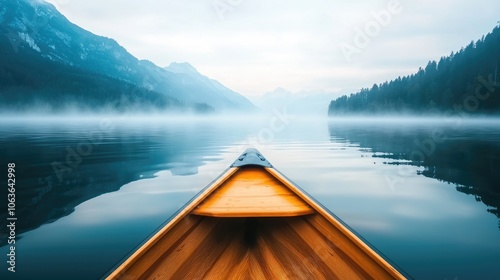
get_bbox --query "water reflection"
[0,119,252,244]
[0,118,499,279]
[328,120,500,229]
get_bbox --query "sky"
[44,0,500,98]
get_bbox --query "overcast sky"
[45,0,500,97]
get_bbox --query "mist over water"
[0,116,499,279]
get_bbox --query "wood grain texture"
[107,165,406,280]
[112,215,404,280]
[266,167,406,279]
[192,167,314,217]
[106,168,238,280]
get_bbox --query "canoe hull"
[109,214,400,279]
[106,150,405,280]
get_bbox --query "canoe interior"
[112,213,401,280]
[192,166,314,217]
[107,162,405,279]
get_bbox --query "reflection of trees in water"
[328,122,500,230]
[1,138,157,245]
[420,140,500,227]
[0,123,244,245]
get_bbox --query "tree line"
[0,32,215,114]
[329,25,500,115]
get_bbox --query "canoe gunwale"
[266,167,407,279]
[105,167,239,280]
[105,149,408,280]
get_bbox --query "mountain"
[0,0,255,113]
[328,25,500,115]
[164,62,200,75]
[254,87,341,116]
[163,62,255,111]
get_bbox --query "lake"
[1,116,499,280]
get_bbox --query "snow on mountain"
[0,0,255,112]
[18,32,40,51]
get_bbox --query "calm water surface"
[0,117,499,280]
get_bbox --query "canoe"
[107,148,406,280]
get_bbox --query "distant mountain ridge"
[328,25,500,115]
[255,87,342,116]
[0,0,255,113]
[164,62,201,75]
[163,62,255,111]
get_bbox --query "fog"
[2,110,500,125]
[328,115,500,123]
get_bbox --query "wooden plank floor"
[130,215,394,280]
[192,167,314,217]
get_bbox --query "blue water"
[0,116,499,279]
